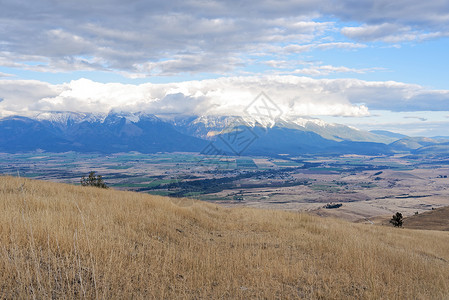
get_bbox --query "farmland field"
[1,151,448,222]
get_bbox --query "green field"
[236,159,257,169]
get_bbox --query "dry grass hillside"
[404,206,449,231]
[1,175,449,299]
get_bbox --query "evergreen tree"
[389,212,403,227]
[81,171,108,189]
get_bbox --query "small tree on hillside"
[389,212,403,227]
[81,171,108,189]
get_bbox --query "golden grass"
[404,206,449,231]
[1,175,449,299]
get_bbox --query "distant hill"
[389,136,441,151]
[1,175,449,298]
[413,142,449,155]
[432,136,449,141]
[404,206,449,231]
[370,130,407,139]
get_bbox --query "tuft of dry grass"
[1,175,449,299]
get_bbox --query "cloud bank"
[1,76,448,119]
[1,0,448,76]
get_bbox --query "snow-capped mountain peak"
[34,111,107,124]
[288,117,333,128]
[0,110,408,154]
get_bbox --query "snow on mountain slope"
[288,117,396,143]
[167,114,398,144]
[28,111,396,144]
[33,111,164,126]
[34,111,107,125]
[0,111,402,155]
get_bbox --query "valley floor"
[1,176,449,299]
[2,152,448,223]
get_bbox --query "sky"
[1,0,449,136]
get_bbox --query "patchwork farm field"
[1,151,449,222]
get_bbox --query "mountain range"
[0,111,447,156]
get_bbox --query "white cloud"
[1,76,449,119]
[404,116,428,122]
[292,65,379,76]
[138,54,243,76]
[261,60,383,77]
[341,23,449,42]
[339,80,449,111]
[0,80,61,116]
[0,72,14,78]
[283,42,366,54]
[315,42,367,50]
[0,77,364,117]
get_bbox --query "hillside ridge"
[404,206,449,231]
[1,176,449,299]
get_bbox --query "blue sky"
[1,0,449,136]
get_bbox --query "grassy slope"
[1,176,449,299]
[404,206,449,231]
